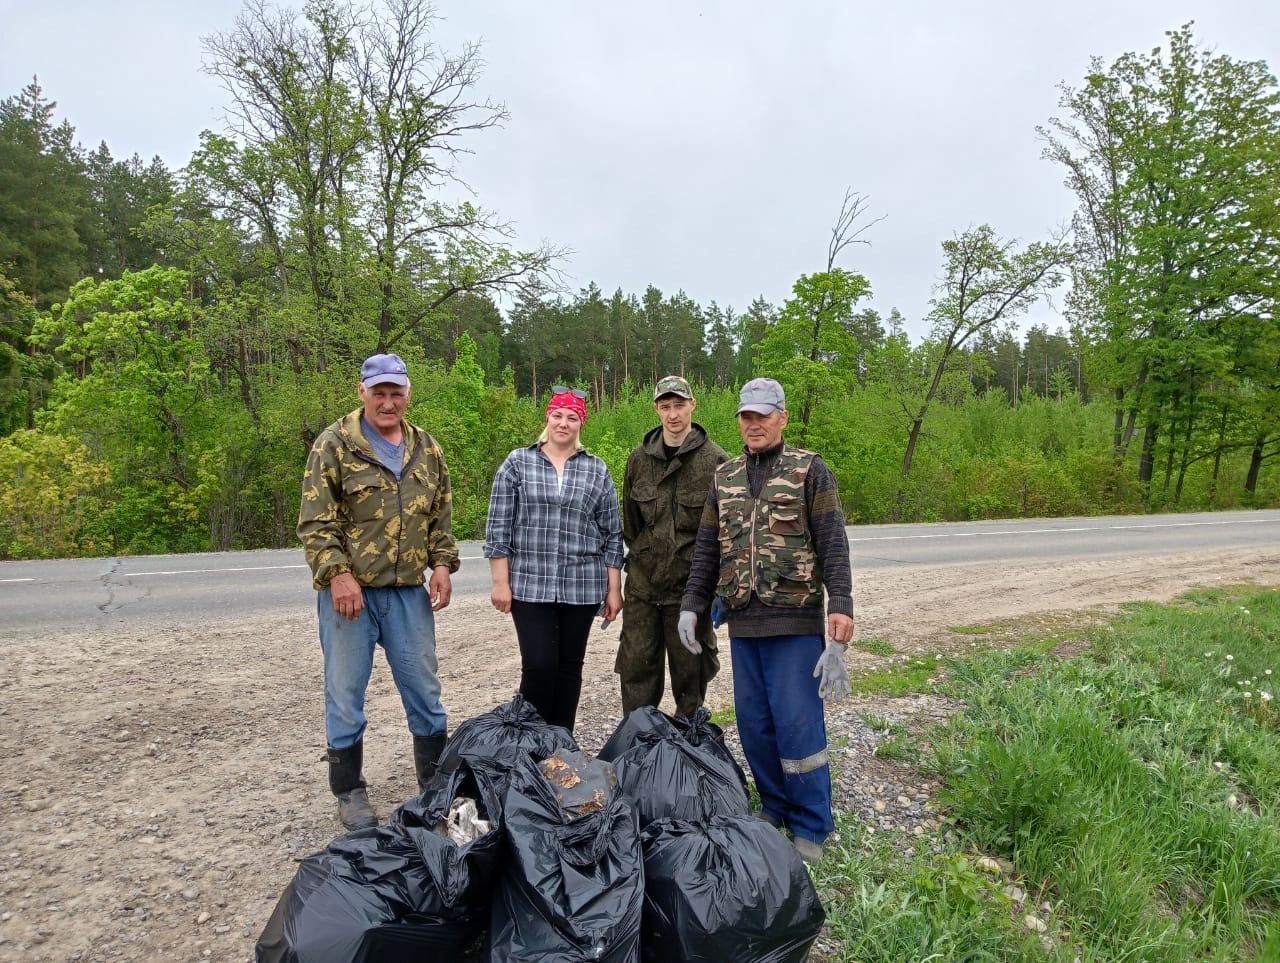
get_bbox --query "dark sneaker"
[336,786,378,831]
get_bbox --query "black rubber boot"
[327,741,378,831]
[412,733,447,794]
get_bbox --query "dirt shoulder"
[1,547,1277,961]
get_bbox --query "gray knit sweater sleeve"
[805,455,854,618]
[679,478,722,614]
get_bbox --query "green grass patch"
[813,833,1048,961]
[857,713,906,735]
[849,655,942,697]
[708,703,736,729]
[872,731,920,763]
[948,623,995,636]
[816,587,1280,961]
[854,637,897,656]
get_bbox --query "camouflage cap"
[653,375,694,400]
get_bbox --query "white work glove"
[677,610,701,655]
[813,641,851,701]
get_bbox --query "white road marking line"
[124,556,489,577]
[848,518,1277,542]
[128,564,312,576]
[3,518,1273,582]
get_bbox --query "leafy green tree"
[30,267,227,552]
[1043,24,1280,494]
[0,79,89,308]
[0,272,56,432]
[898,226,1071,507]
[704,301,737,388]
[848,307,886,385]
[200,0,559,364]
[605,287,639,396]
[83,143,175,278]
[756,269,871,445]
[756,190,878,442]
[733,296,777,383]
[0,429,110,558]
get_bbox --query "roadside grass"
[854,637,897,657]
[708,702,736,729]
[815,586,1280,961]
[849,655,941,697]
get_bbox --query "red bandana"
[547,390,588,424]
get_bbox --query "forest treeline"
[0,5,1277,559]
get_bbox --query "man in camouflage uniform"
[298,353,459,830]
[679,377,853,865]
[616,375,727,715]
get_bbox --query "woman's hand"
[602,585,622,622]
[489,556,512,614]
[491,581,512,614]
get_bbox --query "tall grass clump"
[930,588,1280,961]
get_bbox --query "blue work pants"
[317,585,446,749]
[731,633,834,843]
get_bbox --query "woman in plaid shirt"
[484,387,624,733]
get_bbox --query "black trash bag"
[489,752,643,962]
[256,762,503,963]
[670,707,749,794]
[599,707,749,799]
[597,706,677,762]
[639,815,825,963]
[612,731,749,828]
[435,693,578,804]
[537,748,619,816]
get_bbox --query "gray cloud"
[4,0,1277,340]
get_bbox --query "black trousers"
[510,599,598,734]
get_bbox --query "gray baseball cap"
[736,377,786,415]
[360,353,409,387]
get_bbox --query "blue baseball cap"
[360,353,409,387]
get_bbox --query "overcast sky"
[3,1,1278,341]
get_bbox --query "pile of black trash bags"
[256,695,825,962]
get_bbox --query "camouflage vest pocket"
[766,494,805,536]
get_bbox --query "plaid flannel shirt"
[484,443,624,605]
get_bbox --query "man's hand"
[826,612,854,645]
[330,572,364,621]
[813,640,851,701]
[710,596,727,629]
[428,566,452,612]
[677,610,701,655]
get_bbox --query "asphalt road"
[1,509,1277,633]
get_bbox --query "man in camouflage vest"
[679,377,853,865]
[298,353,459,830]
[616,375,728,715]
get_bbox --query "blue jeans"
[317,585,446,749]
[731,633,834,843]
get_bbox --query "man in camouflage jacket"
[616,375,727,715]
[298,353,459,830]
[679,378,854,865]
